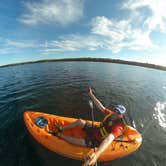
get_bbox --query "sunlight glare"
[153,102,166,128]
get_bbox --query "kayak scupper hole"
[111,148,115,151]
[120,144,124,148]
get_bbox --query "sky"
[0,0,166,67]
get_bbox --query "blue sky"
[0,0,166,66]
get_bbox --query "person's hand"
[88,86,93,96]
[82,152,97,166]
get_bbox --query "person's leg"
[61,119,86,130]
[57,133,87,146]
[53,119,88,146]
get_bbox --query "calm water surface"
[0,61,166,166]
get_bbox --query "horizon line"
[0,57,166,71]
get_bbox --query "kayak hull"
[24,111,142,161]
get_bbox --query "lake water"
[0,61,166,166]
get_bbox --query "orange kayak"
[24,111,142,161]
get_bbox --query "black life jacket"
[99,113,123,139]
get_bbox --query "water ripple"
[0,62,166,166]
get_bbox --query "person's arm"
[88,87,106,113]
[83,133,115,166]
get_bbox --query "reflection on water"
[154,102,166,128]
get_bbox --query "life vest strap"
[99,126,109,139]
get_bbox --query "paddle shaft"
[89,100,95,128]
[89,100,97,166]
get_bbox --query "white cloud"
[20,0,84,26]
[88,0,166,53]
[0,38,37,55]
[122,0,166,32]
[6,39,36,48]
[0,48,16,55]
[41,13,155,54]
[6,0,166,56]
[42,0,165,54]
[91,16,131,41]
[91,16,154,53]
[41,35,103,53]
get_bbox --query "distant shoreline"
[0,58,166,71]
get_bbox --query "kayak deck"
[24,111,142,161]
